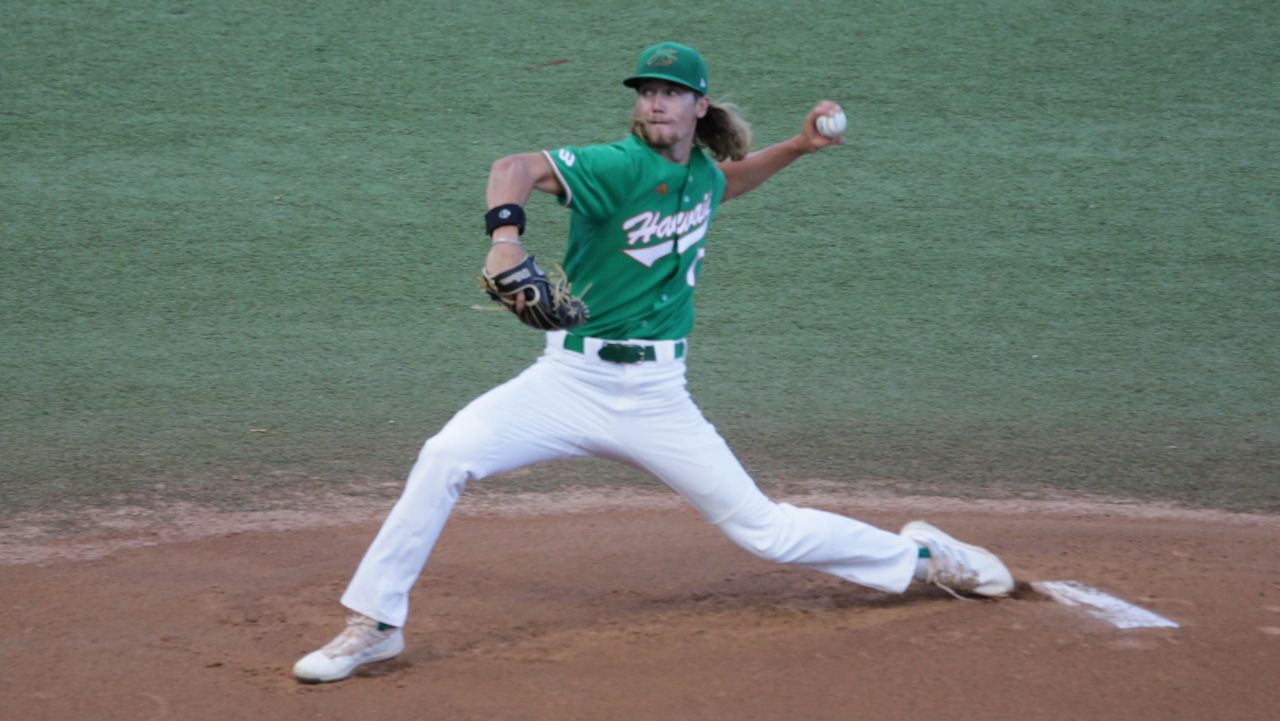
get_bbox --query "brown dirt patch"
[2,489,1277,720]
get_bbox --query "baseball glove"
[480,254,589,331]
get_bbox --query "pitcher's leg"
[341,360,591,627]
[628,398,917,594]
[339,427,479,627]
[717,495,919,593]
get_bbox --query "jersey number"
[686,247,706,287]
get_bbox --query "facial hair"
[630,116,666,149]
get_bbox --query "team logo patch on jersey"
[656,183,668,195]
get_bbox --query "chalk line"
[1032,580,1179,629]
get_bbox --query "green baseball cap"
[622,41,709,95]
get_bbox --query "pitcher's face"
[632,80,709,157]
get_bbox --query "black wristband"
[485,204,526,237]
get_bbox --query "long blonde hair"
[696,100,752,161]
[631,98,753,162]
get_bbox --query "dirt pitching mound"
[2,490,1277,720]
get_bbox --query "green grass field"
[3,0,1277,517]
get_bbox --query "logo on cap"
[648,48,679,67]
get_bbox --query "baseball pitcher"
[294,41,1014,683]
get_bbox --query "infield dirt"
[3,489,1277,721]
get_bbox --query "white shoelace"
[921,541,979,600]
[321,615,391,659]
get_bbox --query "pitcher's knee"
[404,433,480,496]
[715,504,795,564]
[417,421,494,470]
[417,433,464,467]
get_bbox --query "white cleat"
[293,614,405,683]
[901,520,1015,598]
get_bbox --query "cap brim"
[623,73,704,94]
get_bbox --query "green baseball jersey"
[542,134,726,340]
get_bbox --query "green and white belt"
[549,331,687,364]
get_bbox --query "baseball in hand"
[816,110,847,138]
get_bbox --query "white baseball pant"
[341,331,918,627]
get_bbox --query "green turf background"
[3,0,1277,516]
